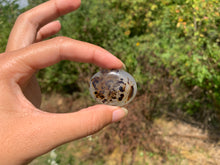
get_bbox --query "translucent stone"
[89,69,137,106]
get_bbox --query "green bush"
[1,0,220,118]
[0,0,20,52]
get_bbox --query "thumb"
[17,105,128,160]
[43,105,128,143]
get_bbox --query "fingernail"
[112,107,128,122]
[122,63,126,70]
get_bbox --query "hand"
[0,0,128,164]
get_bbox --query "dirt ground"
[155,119,220,164]
[31,93,220,165]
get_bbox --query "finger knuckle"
[87,114,104,134]
[85,110,108,135]
[17,12,32,25]
[54,36,69,44]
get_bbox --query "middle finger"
[6,0,81,51]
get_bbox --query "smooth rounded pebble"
[89,69,137,106]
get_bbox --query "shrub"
[1,0,220,119]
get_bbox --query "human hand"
[0,0,127,164]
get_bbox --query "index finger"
[6,0,81,51]
[4,37,124,81]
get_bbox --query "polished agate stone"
[89,69,137,106]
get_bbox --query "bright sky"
[4,0,29,8]
[17,0,28,8]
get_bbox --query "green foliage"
[0,0,20,52]
[27,0,46,8]
[1,0,220,116]
[107,0,220,114]
[152,0,220,113]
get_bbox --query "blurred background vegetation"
[0,0,220,164]
[1,0,219,122]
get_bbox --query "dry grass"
[30,93,220,165]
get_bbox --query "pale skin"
[0,0,128,164]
